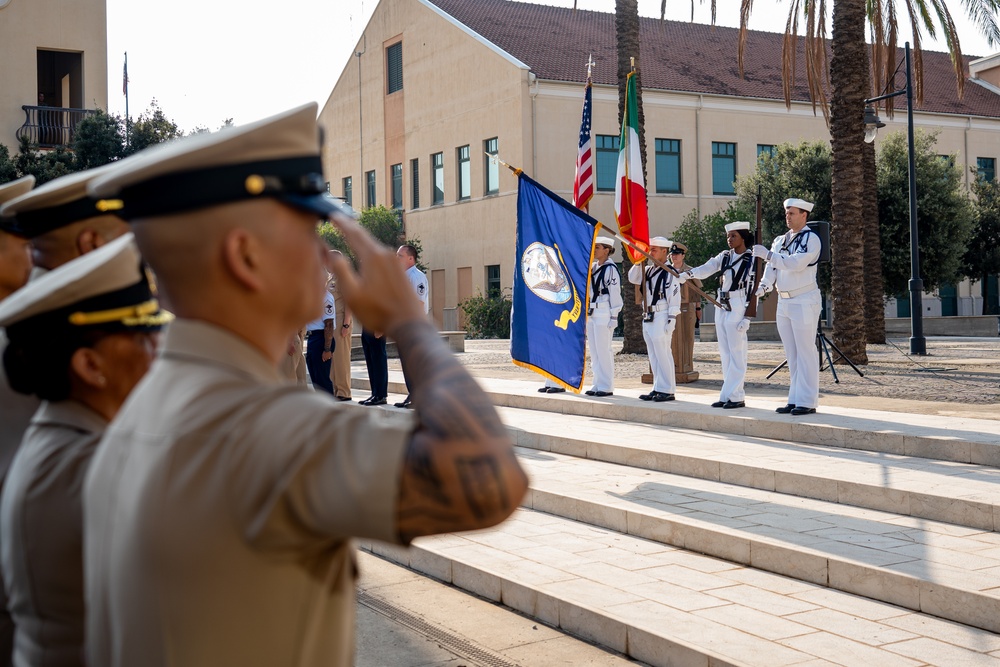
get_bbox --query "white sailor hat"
[783,198,814,212]
[724,221,751,233]
[87,103,355,224]
[649,236,670,248]
[0,165,123,239]
[0,176,36,236]
[0,232,172,334]
[595,235,616,248]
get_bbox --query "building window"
[484,137,499,195]
[432,152,444,205]
[486,264,501,297]
[457,145,471,201]
[978,157,996,182]
[391,163,403,210]
[757,144,776,160]
[386,42,403,94]
[411,158,420,209]
[596,134,620,191]
[342,176,352,208]
[365,170,376,208]
[712,142,737,195]
[654,138,681,194]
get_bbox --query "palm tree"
[737,0,1000,363]
[615,0,649,354]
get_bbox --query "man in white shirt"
[394,244,428,408]
[753,198,822,415]
[627,236,681,402]
[585,236,622,396]
[304,289,336,395]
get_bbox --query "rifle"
[745,185,764,319]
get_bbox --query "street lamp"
[863,41,926,355]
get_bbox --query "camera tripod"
[766,318,864,384]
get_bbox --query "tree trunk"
[616,0,647,354]
[828,0,869,363]
[862,132,886,343]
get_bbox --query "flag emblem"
[521,243,572,305]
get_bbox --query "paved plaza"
[354,335,1000,666]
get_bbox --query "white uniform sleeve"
[323,291,336,326]
[667,278,681,318]
[688,251,727,281]
[627,263,643,286]
[767,231,821,272]
[760,236,782,290]
[409,269,430,314]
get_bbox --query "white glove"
[751,244,770,259]
[754,284,769,298]
[735,318,751,333]
[607,318,618,330]
[665,318,677,334]
[675,271,690,284]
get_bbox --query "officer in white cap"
[627,236,681,401]
[0,233,169,667]
[0,165,129,276]
[82,103,527,666]
[0,174,36,666]
[585,235,622,396]
[679,221,756,408]
[752,198,822,415]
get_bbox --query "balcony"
[16,105,99,149]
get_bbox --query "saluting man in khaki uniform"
[0,234,168,667]
[82,104,528,667]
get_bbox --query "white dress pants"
[642,311,676,394]
[586,305,615,392]
[775,292,822,409]
[715,298,748,402]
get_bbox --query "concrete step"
[363,509,1000,667]
[354,374,1000,466]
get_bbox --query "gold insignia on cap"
[245,175,266,196]
[67,299,162,326]
[95,199,125,213]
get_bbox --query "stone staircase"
[354,373,1000,666]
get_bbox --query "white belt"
[648,302,670,312]
[592,301,611,309]
[778,284,817,299]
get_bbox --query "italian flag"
[614,71,649,264]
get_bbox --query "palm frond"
[956,0,1000,48]
[738,0,755,77]
[782,0,802,109]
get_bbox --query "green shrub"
[460,290,512,339]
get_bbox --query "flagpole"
[124,52,130,150]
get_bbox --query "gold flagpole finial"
[586,54,595,79]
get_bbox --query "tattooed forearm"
[392,320,528,541]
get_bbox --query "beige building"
[0,0,109,150]
[319,0,1000,327]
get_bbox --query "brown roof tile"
[428,0,1000,118]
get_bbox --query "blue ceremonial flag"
[511,173,600,392]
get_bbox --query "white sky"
[105,0,999,133]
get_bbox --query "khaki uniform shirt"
[84,320,410,666]
[1,401,103,667]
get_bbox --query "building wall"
[320,0,1000,323]
[0,0,108,148]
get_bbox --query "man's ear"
[76,228,100,255]
[221,228,266,292]
[69,347,107,390]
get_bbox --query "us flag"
[572,79,594,211]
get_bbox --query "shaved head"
[31,215,130,270]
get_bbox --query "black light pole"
[864,41,927,355]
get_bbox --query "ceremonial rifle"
[745,184,764,319]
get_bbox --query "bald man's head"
[31,215,130,271]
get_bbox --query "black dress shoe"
[593,391,613,397]
[538,387,550,393]
[651,392,675,402]
[393,399,412,408]
[711,401,727,408]
[723,401,746,409]
[585,390,597,396]
[336,396,352,401]
[547,387,566,393]
[790,406,816,415]
[639,393,653,401]
[775,404,796,414]
[362,397,386,406]
[358,396,375,405]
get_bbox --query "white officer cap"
[0,165,121,239]
[0,232,171,332]
[595,235,616,248]
[783,198,814,212]
[649,236,670,248]
[87,103,356,224]
[724,221,751,233]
